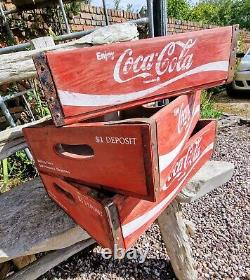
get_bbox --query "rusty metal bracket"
[33,52,65,126]
[104,200,125,252]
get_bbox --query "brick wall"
[241,30,250,50]
[68,4,139,32]
[1,2,250,50]
[2,3,140,44]
[167,18,218,34]
[6,3,218,38]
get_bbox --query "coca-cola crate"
[33,26,238,126]
[40,119,216,251]
[24,91,200,202]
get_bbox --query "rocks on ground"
[39,121,250,280]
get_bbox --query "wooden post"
[158,200,198,280]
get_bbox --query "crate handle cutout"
[53,183,76,203]
[55,144,94,159]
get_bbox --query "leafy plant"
[0,80,49,193]
[0,159,9,193]
[0,151,36,193]
[167,0,191,20]
[10,151,35,178]
[201,90,222,119]
[26,83,51,119]
[166,0,250,30]
[65,1,82,17]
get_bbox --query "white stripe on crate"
[121,142,214,238]
[158,104,200,172]
[58,61,229,107]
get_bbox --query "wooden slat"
[6,239,95,280]
[0,116,50,160]
[177,160,234,203]
[0,177,90,263]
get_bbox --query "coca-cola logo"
[113,38,197,84]
[167,136,202,182]
[174,103,192,134]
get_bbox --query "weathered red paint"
[24,91,200,201]
[34,26,237,126]
[40,119,216,251]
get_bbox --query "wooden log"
[158,200,198,280]
[6,239,95,280]
[0,23,138,85]
[0,178,90,263]
[0,116,50,160]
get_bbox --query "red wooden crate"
[24,91,200,202]
[33,26,238,126]
[40,119,216,251]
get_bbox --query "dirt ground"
[213,91,250,118]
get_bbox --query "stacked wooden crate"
[24,25,237,251]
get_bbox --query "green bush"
[201,90,222,119]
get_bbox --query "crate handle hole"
[54,184,75,203]
[55,144,94,159]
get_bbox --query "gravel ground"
[40,120,249,280]
[213,91,250,118]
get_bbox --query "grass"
[201,90,222,119]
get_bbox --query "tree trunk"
[158,200,198,280]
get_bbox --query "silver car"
[227,49,250,95]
